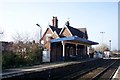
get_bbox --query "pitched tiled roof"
[51,36,98,45]
[77,28,88,39]
[49,25,88,39]
[67,26,85,38]
[49,25,62,34]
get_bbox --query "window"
[46,34,52,41]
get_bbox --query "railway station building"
[40,16,98,62]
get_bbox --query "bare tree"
[0,30,4,40]
[2,32,42,68]
[12,32,31,43]
[95,43,109,52]
[12,32,30,57]
[12,32,40,59]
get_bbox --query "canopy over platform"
[51,36,98,45]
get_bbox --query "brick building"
[0,41,13,53]
[41,16,98,62]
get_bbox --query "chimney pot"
[52,16,58,27]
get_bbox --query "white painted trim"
[41,25,58,40]
[59,26,65,35]
[46,34,52,37]
[59,25,73,36]
[48,25,54,34]
[48,25,60,38]
[66,25,73,36]
[64,41,91,46]
[41,25,53,40]
[53,31,60,38]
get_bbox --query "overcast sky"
[0,1,119,50]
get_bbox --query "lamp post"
[109,40,111,51]
[0,32,3,34]
[100,32,105,44]
[36,24,42,47]
[0,31,3,39]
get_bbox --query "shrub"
[27,48,43,65]
[2,52,27,69]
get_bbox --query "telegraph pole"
[0,32,3,53]
[100,32,105,44]
[0,32,3,77]
[109,40,111,51]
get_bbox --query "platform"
[112,66,120,80]
[1,58,98,79]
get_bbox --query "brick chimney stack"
[52,16,58,28]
